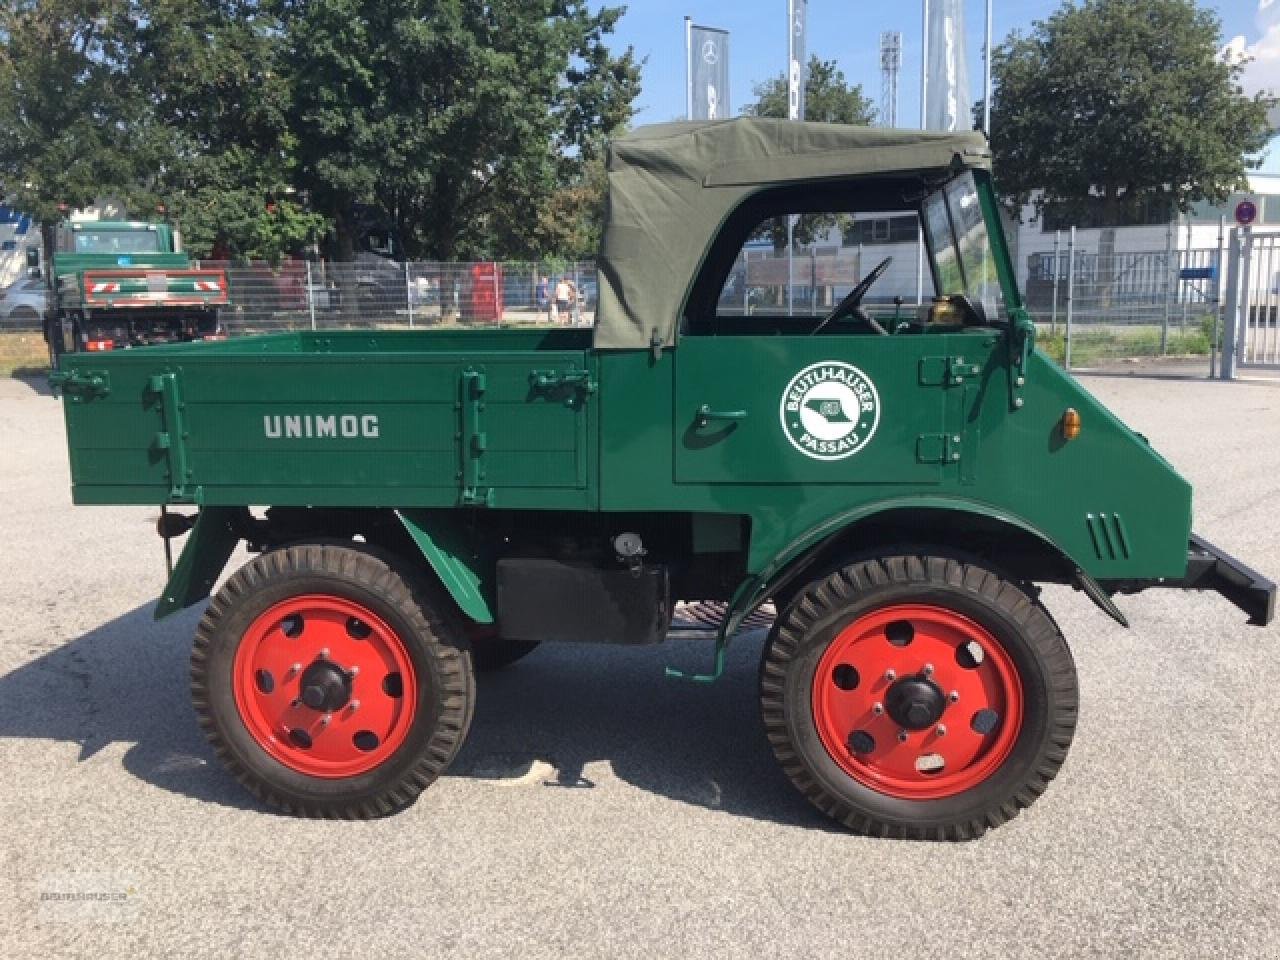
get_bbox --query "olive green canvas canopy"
[593,118,991,350]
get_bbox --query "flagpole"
[916,0,929,306]
[685,16,693,120]
[786,0,796,316]
[983,0,992,133]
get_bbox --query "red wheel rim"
[233,595,418,778]
[811,604,1023,800]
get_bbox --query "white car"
[0,278,46,325]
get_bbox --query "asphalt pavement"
[1,371,1278,960]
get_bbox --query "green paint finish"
[60,342,596,509]
[57,124,1205,630]
[155,507,246,619]
[396,510,495,624]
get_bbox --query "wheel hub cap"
[299,661,353,712]
[885,675,946,730]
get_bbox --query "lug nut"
[948,690,960,703]
[935,724,947,737]
[884,669,897,682]
[286,662,302,677]
[348,699,361,712]
[872,702,884,716]
[321,712,332,727]
[922,663,935,678]
[348,666,360,677]
[318,648,330,660]
[897,729,909,743]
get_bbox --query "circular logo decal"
[779,361,881,461]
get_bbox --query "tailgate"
[81,267,229,308]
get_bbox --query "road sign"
[1235,198,1259,227]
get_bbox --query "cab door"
[673,333,962,486]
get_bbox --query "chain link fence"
[205,259,598,334]
[1024,244,1224,371]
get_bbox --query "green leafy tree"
[985,0,1273,226]
[745,57,876,249]
[283,0,641,261]
[0,1,154,254]
[135,0,325,261]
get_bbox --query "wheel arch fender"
[726,498,1096,638]
[394,509,494,625]
[155,507,496,626]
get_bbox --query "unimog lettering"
[263,414,380,439]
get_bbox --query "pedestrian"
[554,276,576,326]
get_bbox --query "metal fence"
[1024,239,1223,371]
[207,260,599,333]
[0,248,1230,377]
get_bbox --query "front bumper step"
[1183,534,1276,626]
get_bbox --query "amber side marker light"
[1061,408,1082,440]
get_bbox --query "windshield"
[73,230,161,254]
[922,172,1004,317]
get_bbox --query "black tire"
[191,543,475,818]
[760,553,1078,840]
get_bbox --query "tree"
[985,0,1273,226]
[0,1,154,254]
[744,57,876,249]
[746,56,877,127]
[134,0,325,261]
[282,0,641,261]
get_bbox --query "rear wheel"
[760,553,1078,840]
[191,543,474,817]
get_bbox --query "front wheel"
[191,543,475,817]
[760,553,1078,840]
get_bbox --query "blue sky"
[606,1,1270,164]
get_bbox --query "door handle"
[695,404,748,428]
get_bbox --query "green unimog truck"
[53,120,1274,839]
[43,219,227,364]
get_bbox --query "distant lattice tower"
[879,31,902,128]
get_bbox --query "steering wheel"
[810,256,894,336]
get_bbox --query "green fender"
[719,496,1094,642]
[396,509,494,625]
[156,507,495,626]
[155,506,246,620]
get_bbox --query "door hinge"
[919,355,984,387]
[146,372,195,501]
[49,369,110,402]
[529,366,597,409]
[916,433,963,464]
[459,368,492,506]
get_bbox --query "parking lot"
[1,372,1278,960]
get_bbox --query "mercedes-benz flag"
[788,0,807,120]
[688,24,729,121]
[925,0,972,131]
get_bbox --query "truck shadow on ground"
[0,603,833,830]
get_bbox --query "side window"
[714,211,936,320]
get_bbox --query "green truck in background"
[52,120,1274,839]
[43,219,227,365]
